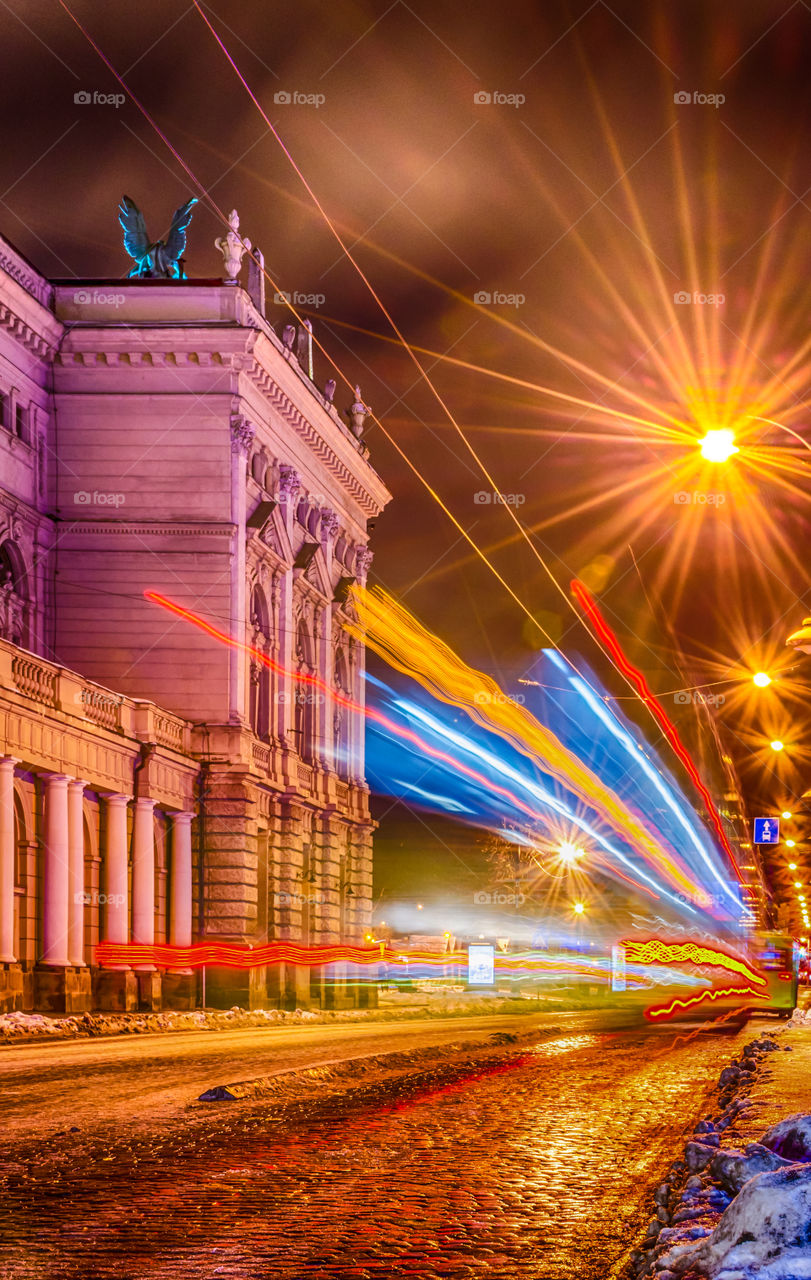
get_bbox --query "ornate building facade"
[0,230,391,1014]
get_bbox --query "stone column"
[131,798,156,953]
[229,415,254,726]
[67,780,86,967]
[41,774,72,966]
[169,812,194,948]
[0,758,19,963]
[103,794,130,945]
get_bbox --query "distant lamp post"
[753,672,772,688]
[771,740,785,752]
[699,430,739,463]
[573,902,586,915]
[783,811,793,819]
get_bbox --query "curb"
[197,1027,541,1102]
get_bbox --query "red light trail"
[570,579,742,877]
[644,985,767,1022]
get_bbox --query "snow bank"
[666,1164,811,1278]
[632,1036,811,1280]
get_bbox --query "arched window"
[0,541,28,648]
[294,617,315,761]
[249,585,272,739]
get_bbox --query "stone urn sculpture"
[214,209,252,284]
[346,385,371,438]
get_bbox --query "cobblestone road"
[0,1014,753,1280]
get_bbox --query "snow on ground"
[0,996,534,1041]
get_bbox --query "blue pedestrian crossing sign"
[754,817,780,844]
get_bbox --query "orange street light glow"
[786,840,797,847]
[699,429,739,463]
[783,811,793,819]
[771,740,785,752]
[753,672,772,688]
[789,862,798,870]
[573,902,586,915]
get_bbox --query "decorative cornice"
[57,522,235,538]
[54,349,227,368]
[0,303,56,359]
[246,359,383,518]
[0,241,52,309]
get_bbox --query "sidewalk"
[635,1013,811,1280]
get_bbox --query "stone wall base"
[92,968,139,1013]
[267,961,311,1011]
[161,971,196,1010]
[135,970,162,1012]
[204,963,269,1010]
[0,963,25,1014]
[33,965,93,1014]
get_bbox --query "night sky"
[5,1,811,921]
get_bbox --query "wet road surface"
[0,1013,752,1280]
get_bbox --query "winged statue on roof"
[118,195,198,278]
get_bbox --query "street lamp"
[699,430,739,463]
[783,811,793,819]
[771,740,785,752]
[753,672,772,688]
[573,902,586,915]
[789,862,798,870]
[786,840,797,848]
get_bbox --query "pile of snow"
[633,1037,811,1280]
[665,1164,811,1278]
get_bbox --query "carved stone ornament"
[214,209,253,284]
[230,415,255,456]
[320,508,341,540]
[355,547,374,576]
[277,465,301,504]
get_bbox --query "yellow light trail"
[349,585,707,903]
[620,938,765,987]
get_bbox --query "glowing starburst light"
[699,430,739,463]
[753,672,772,688]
